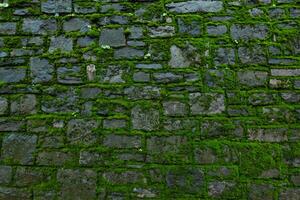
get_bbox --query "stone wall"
[0,0,300,199]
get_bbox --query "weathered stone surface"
[100,28,126,47]
[100,65,128,83]
[66,119,100,145]
[1,133,37,165]
[177,18,201,36]
[133,71,150,82]
[168,44,201,68]
[231,24,269,40]
[0,67,26,83]
[103,119,127,129]
[238,46,266,64]
[0,166,12,184]
[37,151,76,166]
[0,187,31,200]
[148,26,175,37]
[41,0,72,13]
[15,167,46,186]
[166,168,205,193]
[57,169,97,200]
[153,72,183,83]
[124,86,161,100]
[131,105,160,131]
[279,188,300,200]
[248,128,288,142]
[248,184,275,200]
[271,69,300,76]
[207,25,227,36]
[214,48,235,65]
[77,36,96,47]
[166,1,223,13]
[63,18,91,33]
[0,23,17,35]
[30,57,54,83]
[163,101,188,116]
[208,181,237,198]
[10,94,37,115]
[57,66,82,84]
[189,93,225,115]
[103,171,145,184]
[22,19,57,35]
[103,134,141,148]
[0,97,8,115]
[49,36,73,53]
[79,151,104,166]
[129,26,144,39]
[114,47,144,59]
[237,70,268,87]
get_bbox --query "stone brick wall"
[0,0,299,199]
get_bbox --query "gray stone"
[103,119,127,129]
[57,169,97,200]
[136,63,162,69]
[271,69,300,76]
[63,18,91,33]
[15,167,46,186]
[81,87,101,98]
[207,25,227,36]
[248,92,275,105]
[100,4,126,13]
[0,97,8,115]
[1,133,37,165]
[57,66,82,84]
[163,101,188,116]
[49,36,73,53]
[231,24,269,40]
[74,4,97,14]
[214,48,235,65]
[169,44,201,68]
[279,188,300,200]
[66,119,100,145]
[189,93,225,115]
[103,171,145,184]
[166,1,223,13]
[0,23,17,35]
[124,86,161,100]
[238,46,266,64]
[40,135,64,148]
[248,184,275,200]
[0,67,26,83]
[77,36,96,47]
[129,26,144,39]
[148,26,175,37]
[99,15,129,25]
[281,92,300,103]
[114,47,144,59]
[41,0,72,13]
[0,187,31,200]
[30,57,54,83]
[208,181,236,198]
[237,70,268,86]
[10,94,37,115]
[164,119,198,132]
[133,71,150,82]
[248,128,288,142]
[153,72,183,83]
[133,188,156,198]
[0,119,25,132]
[79,151,104,166]
[22,19,57,35]
[103,134,142,148]
[101,65,128,83]
[131,105,160,131]
[177,18,201,36]
[0,166,12,184]
[166,168,205,194]
[99,28,126,47]
[37,151,75,166]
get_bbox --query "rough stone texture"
[1,0,299,198]
[189,93,225,115]
[166,1,223,13]
[30,57,54,83]
[1,133,37,165]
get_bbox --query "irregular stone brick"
[131,105,160,131]
[22,19,57,35]
[103,171,145,184]
[100,65,128,83]
[10,94,37,115]
[103,119,127,129]
[0,97,8,115]
[57,169,97,200]
[99,28,126,47]
[15,167,46,186]
[77,36,96,47]
[163,101,188,116]
[153,72,183,83]
[237,70,268,87]
[231,24,269,40]
[41,0,72,13]
[169,44,201,68]
[207,25,227,36]
[0,166,12,184]
[133,71,150,82]
[129,26,144,39]
[166,1,223,13]
[37,151,76,166]
[30,57,54,83]
[48,36,73,53]
[124,86,161,100]
[114,47,144,59]
[279,188,300,200]
[0,187,31,200]
[208,181,238,198]
[271,69,300,76]
[63,18,90,33]
[214,48,235,65]
[177,18,201,36]
[79,151,104,166]
[0,22,17,35]
[189,93,225,115]
[248,184,275,200]
[248,128,288,142]
[0,67,26,83]
[103,134,142,148]
[57,66,82,84]
[66,119,100,145]
[238,46,266,64]
[148,26,175,37]
[1,133,37,165]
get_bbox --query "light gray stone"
[30,57,54,83]
[41,0,72,13]
[131,105,160,131]
[49,36,73,53]
[189,93,225,115]
[22,19,57,35]
[166,1,223,13]
[99,28,126,47]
